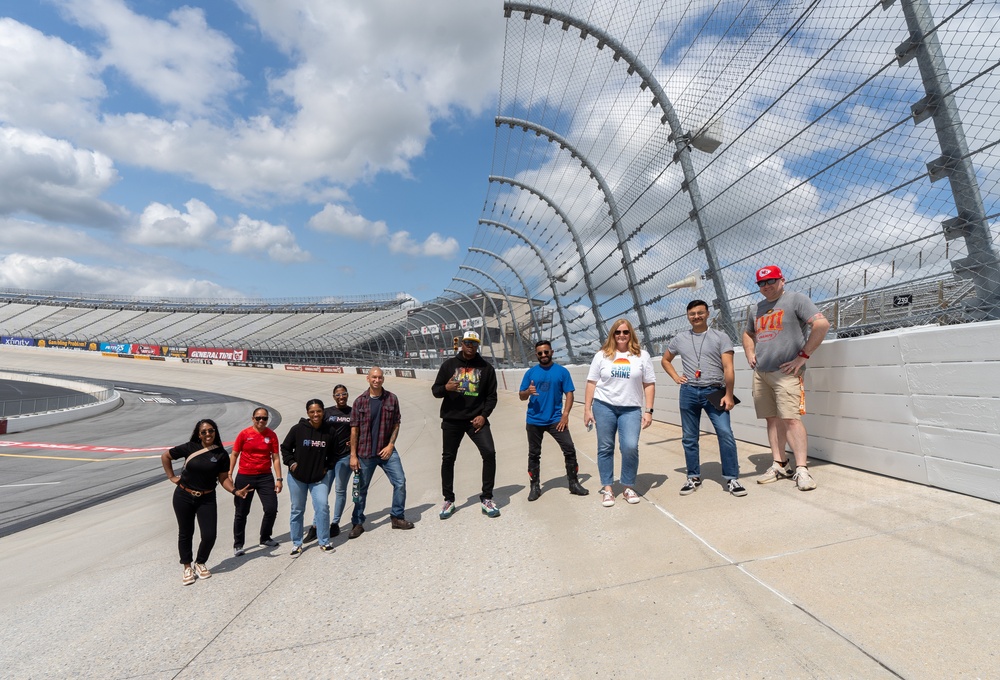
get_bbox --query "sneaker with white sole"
[757,460,793,484]
[290,545,303,558]
[793,467,817,491]
[234,545,245,557]
[679,478,702,495]
[182,566,196,586]
[600,488,615,507]
[727,479,748,497]
[193,563,211,579]
[622,488,640,504]
[258,539,280,548]
[481,499,501,518]
[439,501,456,519]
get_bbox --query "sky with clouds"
[0,1,505,301]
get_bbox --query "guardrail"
[0,388,116,417]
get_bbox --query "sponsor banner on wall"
[284,365,344,373]
[440,322,458,333]
[100,342,133,354]
[428,349,439,359]
[187,347,247,361]
[419,350,428,359]
[164,346,188,358]
[394,369,416,379]
[420,326,431,336]
[132,344,162,356]
[37,339,94,351]
[182,358,214,365]
[228,361,274,369]
[1,336,36,346]
[355,366,371,375]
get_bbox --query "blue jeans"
[679,384,740,480]
[352,449,407,526]
[331,456,351,524]
[592,399,641,487]
[287,470,334,547]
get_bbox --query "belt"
[178,483,215,497]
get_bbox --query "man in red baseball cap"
[742,265,830,490]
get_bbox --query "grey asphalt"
[0,346,997,679]
[0,374,280,537]
[0,378,83,401]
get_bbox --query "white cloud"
[309,203,457,259]
[0,216,123,260]
[227,214,307,263]
[0,252,240,298]
[0,126,125,227]
[131,199,218,247]
[308,203,388,240]
[0,18,105,130]
[58,0,242,117]
[388,231,459,258]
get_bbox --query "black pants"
[441,419,496,502]
[526,423,580,479]
[233,472,278,547]
[172,486,217,565]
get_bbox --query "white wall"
[479,321,1000,503]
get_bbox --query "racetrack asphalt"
[0,345,997,679]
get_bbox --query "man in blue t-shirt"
[518,340,589,501]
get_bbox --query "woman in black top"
[324,385,352,537]
[281,399,338,556]
[161,419,249,586]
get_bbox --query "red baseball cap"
[755,265,783,283]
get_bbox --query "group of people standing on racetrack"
[161,264,829,586]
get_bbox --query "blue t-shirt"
[519,363,575,426]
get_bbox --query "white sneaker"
[793,467,817,491]
[757,461,793,484]
[600,488,615,507]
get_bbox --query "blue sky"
[0,1,505,302]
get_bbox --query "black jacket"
[280,418,336,483]
[431,353,498,422]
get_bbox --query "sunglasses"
[253,416,268,422]
[614,330,631,336]
[536,350,552,356]
[758,279,780,287]
[333,393,348,398]
[462,341,479,346]
[200,428,216,434]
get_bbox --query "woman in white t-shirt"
[583,318,656,508]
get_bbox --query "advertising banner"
[132,344,162,356]
[187,347,247,361]
[1,336,36,346]
[100,342,133,354]
[394,369,416,379]
[419,350,428,359]
[37,339,94,351]
[164,346,188,358]
[355,366,371,375]
[182,358,213,365]
[227,361,273,369]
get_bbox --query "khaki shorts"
[752,370,806,419]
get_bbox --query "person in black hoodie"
[431,330,500,519]
[281,399,337,556]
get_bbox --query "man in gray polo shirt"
[662,300,745,496]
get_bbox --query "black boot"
[528,478,541,502]
[567,475,589,496]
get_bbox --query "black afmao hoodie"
[431,352,498,422]
[280,418,335,484]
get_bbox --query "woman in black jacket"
[281,399,337,556]
[161,419,249,586]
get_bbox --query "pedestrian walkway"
[0,348,997,678]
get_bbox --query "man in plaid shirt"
[347,366,414,538]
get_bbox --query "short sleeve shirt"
[169,441,230,493]
[232,427,278,475]
[665,329,733,387]
[586,350,656,408]
[746,291,822,372]
[519,363,575,426]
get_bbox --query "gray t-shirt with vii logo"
[745,291,821,372]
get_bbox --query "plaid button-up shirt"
[350,389,401,458]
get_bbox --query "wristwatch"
[645,408,654,414]
[275,477,284,482]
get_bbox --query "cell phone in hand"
[587,422,593,432]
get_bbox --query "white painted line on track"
[0,482,61,488]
